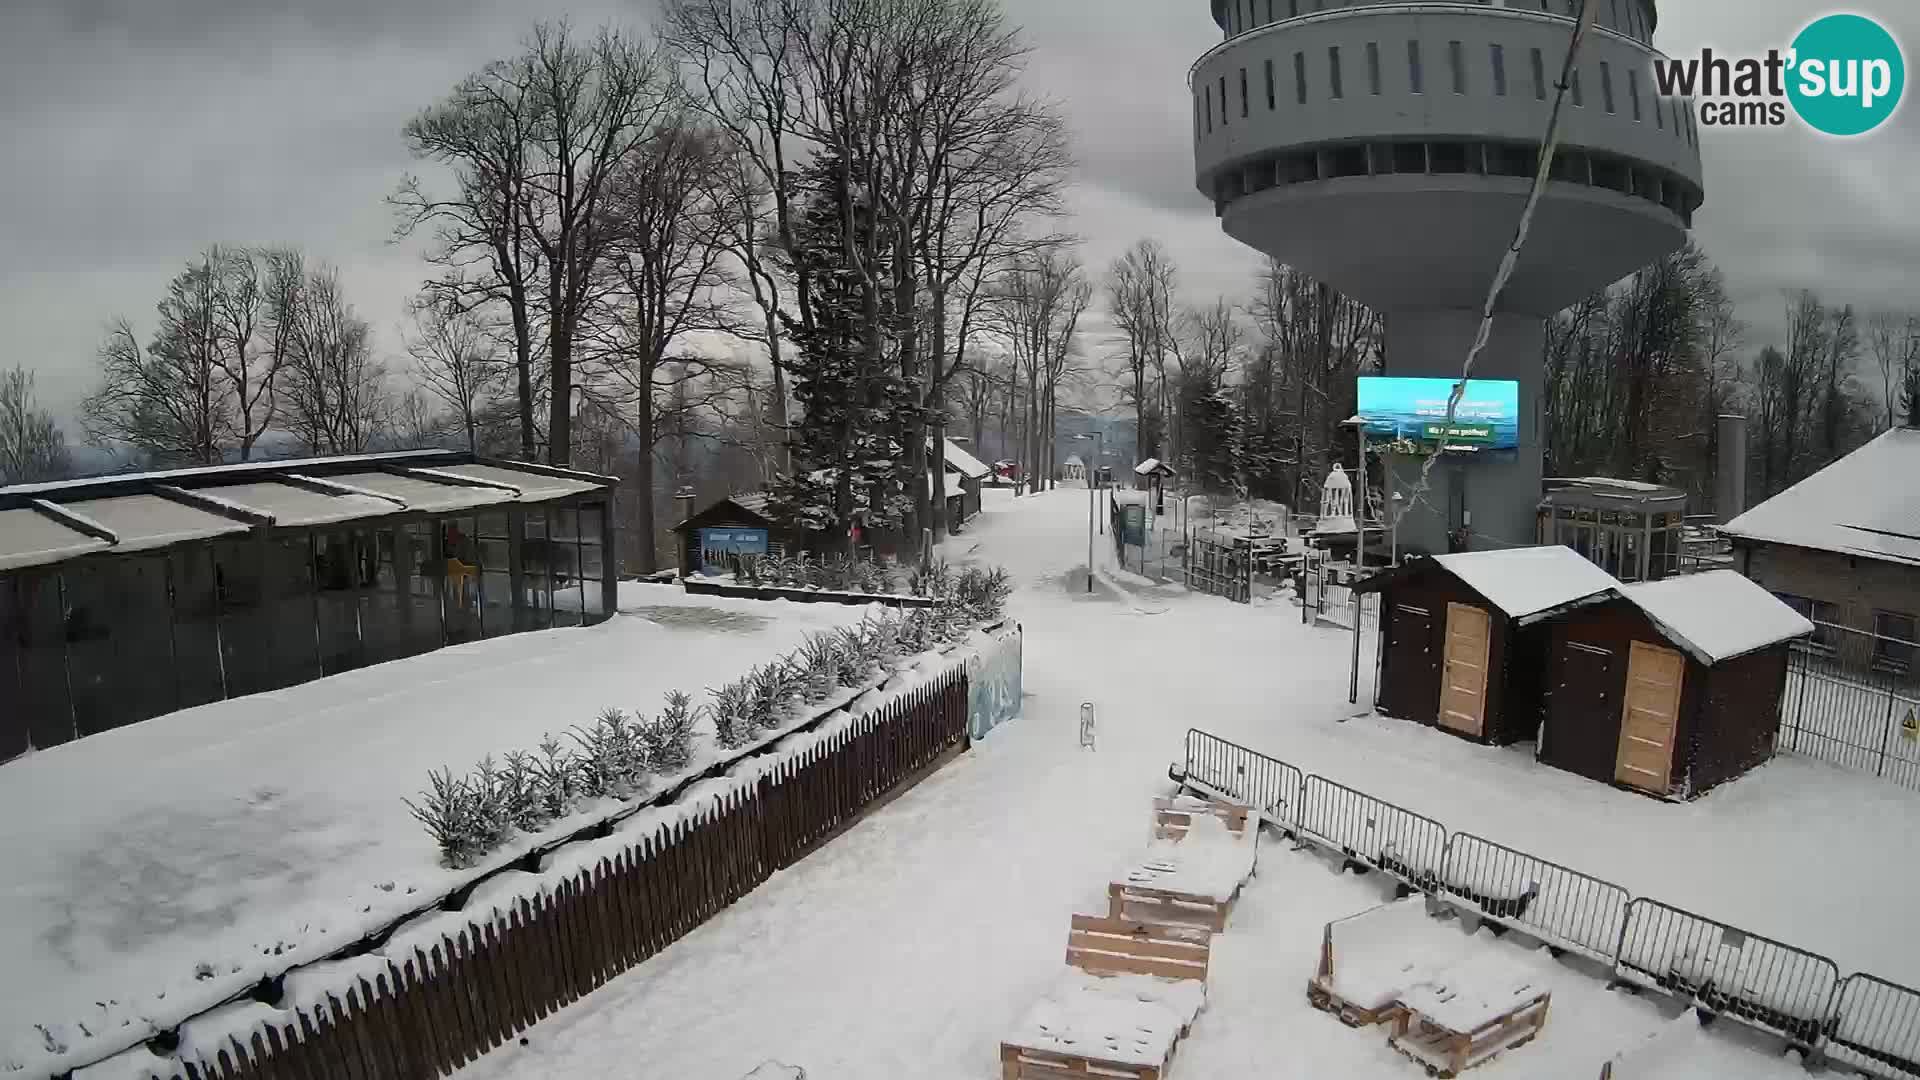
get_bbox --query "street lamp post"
[1075,431,1104,593]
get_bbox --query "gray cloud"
[1,0,1915,423]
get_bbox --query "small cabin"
[938,438,990,525]
[1353,547,1620,745]
[1539,570,1813,800]
[1133,458,1175,515]
[672,494,787,577]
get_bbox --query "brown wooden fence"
[135,667,969,1080]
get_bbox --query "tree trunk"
[634,374,658,574]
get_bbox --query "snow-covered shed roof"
[1722,427,1920,566]
[1621,570,1814,665]
[322,471,514,514]
[0,507,112,571]
[941,439,991,480]
[1426,545,1622,622]
[60,494,252,552]
[416,462,606,502]
[1134,458,1173,476]
[1065,455,1085,469]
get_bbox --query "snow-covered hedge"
[725,554,1012,614]
[406,567,1011,868]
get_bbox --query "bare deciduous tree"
[282,266,389,456]
[1107,239,1179,460]
[0,366,70,484]
[408,293,506,453]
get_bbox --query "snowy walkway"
[0,588,873,1073]
[450,487,1920,1079]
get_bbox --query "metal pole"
[1350,587,1362,704]
[1087,454,1095,594]
[1355,425,1368,568]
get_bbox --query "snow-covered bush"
[533,734,580,819]
[750,661,796,731]
[734,554,765,586]
[868,614,903,667]
[709,680,755,748]
[832,625,874,687]
[500,750,547,832]
[907,559,954,600]
[797,635,841,703]
[572,709,647,798]
[954,566,1012,621]
[649,690,696,772]
[405,768,487,869]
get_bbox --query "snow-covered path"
[455,487,1916,1080]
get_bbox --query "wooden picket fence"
[139,667,970,1080]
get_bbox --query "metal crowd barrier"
[1173,727,1916,1065]
[1441,832,1629,966]
[1613,898,1839,1049]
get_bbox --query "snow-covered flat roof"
[941,439,991,480]
[1431,545,1621,621]
[1622,570,1813,665]
[60,494,252,552]
[423,463,607,502]
[0,507,112,570]
[196,482,401,528]
[1723,427,1920,565]
[326,471,515,514]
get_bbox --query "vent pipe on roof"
[1715,414,1748,523]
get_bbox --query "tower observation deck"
[1191,0,1703,553]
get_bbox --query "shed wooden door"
[1439,602,1493,737]
[1615,641,1685,793]
[1383,602,1440,725]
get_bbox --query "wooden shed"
[1353,546,1620,746]
[1539,569,1813,799]
[672,493,786,577]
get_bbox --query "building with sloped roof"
[0,451,617,761]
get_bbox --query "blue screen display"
[1356,377,1520,453]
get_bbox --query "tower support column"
[1380,310,1546,556]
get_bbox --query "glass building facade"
[0,453,617,761]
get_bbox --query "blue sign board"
[1121,504,1147,547]
[699,527,769,576]
[1356,376,1520,454]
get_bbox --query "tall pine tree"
[770,155,910,548]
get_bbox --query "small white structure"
[1063,455,1087,484]
[1313,464,1358,536]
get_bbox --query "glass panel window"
[1266,58,1276,109]
[0,577,25,760]
[1448,40,1465,94]
[476,511,513,638]
[65,557,175,736]
[267,536,320,690]
[520,508,555,633]
[1875,611,1916,673]
[1491,44,1507,96]
[312,530,366,675]
[439,517,484,645]
[1571,67,1583,107]
[1367,41,1381,95]
[14,572,73,750]
[1600,61,1616,113]
[1629,68,1642,120]
[1328,46,1342,98]
[169,546,225,709]
[1294,52,1307,104]
[579,502,609,620]
[1531,48,1546,101]
[213,540,270,696]
[1240,67,1249,117]
[550,507,585,627]
[1219,75,1228,124]
[399,522,445,654]
[1408,40,1423,94]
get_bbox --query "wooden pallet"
[1109,879,1239,933]
[999,916,1212,1080]
[1305,916,1407,1028]
[1387,992,1551,1078]
[1152,795,1254,840]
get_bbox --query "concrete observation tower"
[1190,0,1703,553]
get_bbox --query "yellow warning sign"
[1904,707,1919,743]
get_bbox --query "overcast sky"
[2,0,1917,426]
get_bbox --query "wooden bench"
[999,916,1212,1080]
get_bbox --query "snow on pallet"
[1386,951,1551,1078]
[1000,915,1212,1080]
[1110,802,1260,931]
[1309,897,1475,1027]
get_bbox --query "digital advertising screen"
[1356,377,1520,455]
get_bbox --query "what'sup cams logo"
[1653,13,1906,136]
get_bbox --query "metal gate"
[1184,528,1249,603]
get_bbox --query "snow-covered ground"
[0,587,878,1074]
[444,487,1920,1080]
